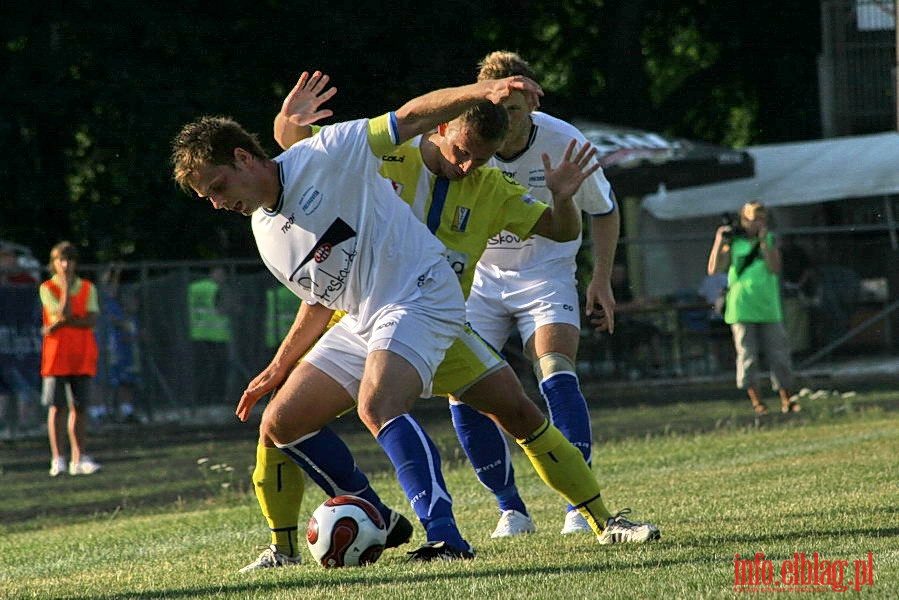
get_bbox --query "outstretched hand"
[280,70,337,127]
[543,139,600,201]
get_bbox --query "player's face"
[501,91,533,137]
[190,149,271,216]
[437,123,502,180]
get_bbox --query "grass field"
[1,383,897,599]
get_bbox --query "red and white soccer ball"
[306,495,387,568]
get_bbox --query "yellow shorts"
[432,323,505,397]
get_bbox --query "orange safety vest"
[40,279,99,377]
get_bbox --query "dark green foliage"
[1,1,822,263]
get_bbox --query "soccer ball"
[306,495,387,568]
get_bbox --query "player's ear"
[233,147,252,167]
[437,123,448,136]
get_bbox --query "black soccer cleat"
[405,540,475,562]
[385,510,414,548]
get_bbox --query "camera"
[719,213,745,240]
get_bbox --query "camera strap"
[734,241,761,280]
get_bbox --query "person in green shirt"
[708,201,800,415]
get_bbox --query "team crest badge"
[452,207,471,232]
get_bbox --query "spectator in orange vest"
[39,241,102,476]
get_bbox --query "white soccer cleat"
[49,457,67,477]
[69,456,101,475]
[239,545,302,572]
[560,509,592,534]
[597,509,660,544]
[490,509,536,538]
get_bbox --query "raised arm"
[707,226,733,275]
[273,71,338,150]
[393,76,543,144]
[529,139,600,243]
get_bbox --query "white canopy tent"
[642,132,899,220]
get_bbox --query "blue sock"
[449,401,528,516]
[279,426,392,524]
[377,414,466,548]
[540,372,593,512]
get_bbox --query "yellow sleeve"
[366,113,399,158]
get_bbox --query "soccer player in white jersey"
[172,73,657,565]
[458,51,622,536]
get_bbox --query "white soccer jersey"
[479,111,616,278]
[251,117,450,335]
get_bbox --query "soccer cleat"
[386,509,414,548]
[560,509,592,535]
[238,545,302,572]
[405,541,475,562]
[69,456,101,475]
[597,509,661,545]
[490,509,536,538]
[49,457,67,477]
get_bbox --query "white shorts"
[304,263,465,399]
[466,266,580,351]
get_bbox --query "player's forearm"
[590,210,619,284]
[394,77,540,143]
[393,83,489,143]
[545,196,581,241]
[274,113,313,150]
[271,302,333,371]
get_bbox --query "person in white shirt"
[457,51,621,536]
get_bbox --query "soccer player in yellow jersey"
[234,72,659,570]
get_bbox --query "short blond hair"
[477,50,536,82]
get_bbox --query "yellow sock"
[517,420,613,534]
[252,444,305,557]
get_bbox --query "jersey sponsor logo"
[300,186,322,215]
[501,172,518,186]
[451,207,470,232]
[290,218,358,304]
[486,232,525,247]
[280,212,296,234]
[381,155,405,162]
[527,169,546,188]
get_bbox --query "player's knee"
[532,351,577,382]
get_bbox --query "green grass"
[1,386,897,599]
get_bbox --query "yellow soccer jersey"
[367,113,548,297]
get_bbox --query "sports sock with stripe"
[252,443,304,557]
[449,400,528,516]
[278,427,394,524]
[517,419,613,534]
[377,414,467,549]
[539,371,593,511]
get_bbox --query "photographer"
[707,202,800,415]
